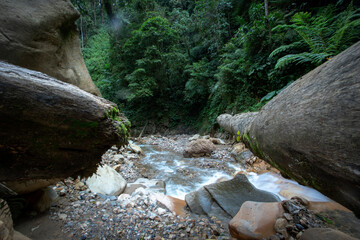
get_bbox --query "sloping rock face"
[0,61,130,191]
[0,0,100,96]
[217,42,360,216]
[185,174,280,221]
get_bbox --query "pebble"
[279,199,327,239]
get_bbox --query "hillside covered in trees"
[72,0,360,132]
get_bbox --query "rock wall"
[217,41,360,216]
[0,61,130,192]
[0,0,100,96]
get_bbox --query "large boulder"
[0,0,100,96]
[0,61,130,192]
[86,165,127,196]
[0,199,30,240]
[217,42,360,216]
[185,174,280,221]
[228,201,284,240]
[183,139,216,158]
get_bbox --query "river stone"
[183,139,216,158]
[300,228,358,240]
[133,178,166,194]
[189,134,201,141]
[229,201,284,240]
[185,186,231,221]
[128,143,144,156]
[185,174,280,221]
[123,184,146,195]
[86,165,127,196]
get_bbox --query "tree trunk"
[264,0,269,17]
[100,0,104,24]
[93,0,97,26]
[0,61,130,186]
[217,42,360,216]
[264,0,272,50]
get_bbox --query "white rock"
[117,194,131,201]
[58,213,67,221]
[113,154,125,162]
[188,134,200,142]
[157,207,167,215]
[86,165,127,196]
[128,143,144,156]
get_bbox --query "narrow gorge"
[0,0,359,240]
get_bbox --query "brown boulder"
[154,194,187,217]
[0,61,130,187]
[229,201,284,240]
[0,0,100,96]
[183,139,216,157]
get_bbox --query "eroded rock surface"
[0,61,130,190]
[217,42,360,216]
[185,174,280,221]
[0,0,100,96]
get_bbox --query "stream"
[139,144,330,202]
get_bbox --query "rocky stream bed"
[13,135,360,240]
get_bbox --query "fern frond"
[275,52,329,69]
[330,18,360,51]
[271,24,296,32]
[291,12,312,25]
[269,41,305,58]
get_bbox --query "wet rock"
[154,194,187,217]
[230,143,246,159]
[183,139,216,158]
[300,228,358,240]
[133,179,166,194]
[123,184,147,195]
[229,201,284,240]
[238,150,254,162]
[128,143,144,156]
[186,174,280,221]
[274,218,288,233]
[86,165,127,196]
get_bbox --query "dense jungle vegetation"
[72,0,360,132]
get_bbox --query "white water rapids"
[139,144,330,202]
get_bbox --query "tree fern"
[271,2,360,70]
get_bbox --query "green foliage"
[271,3,360,69]
[77,0,360,132]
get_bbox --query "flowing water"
[139,144,330,202]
